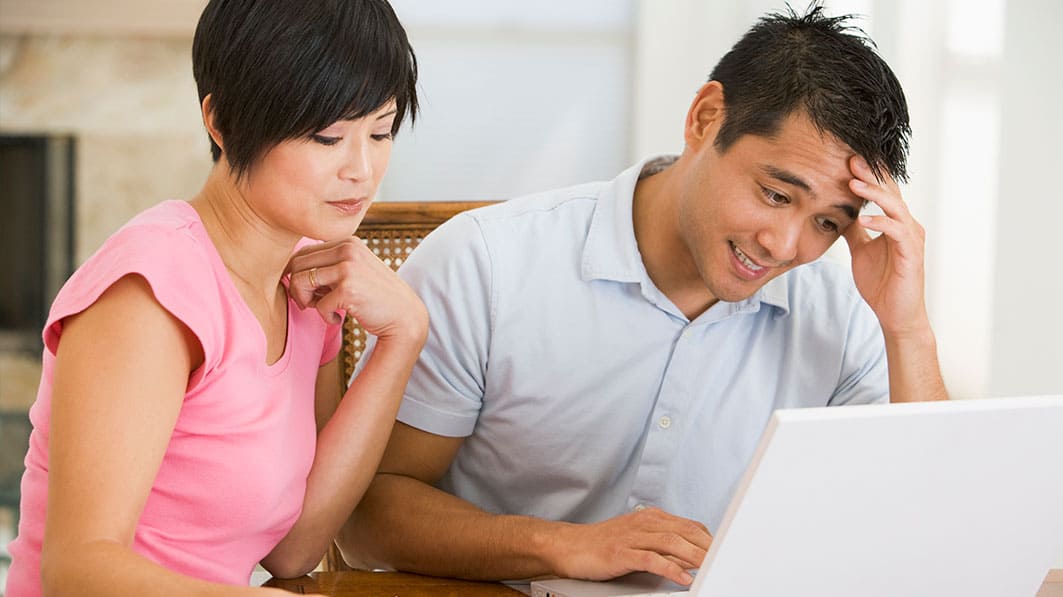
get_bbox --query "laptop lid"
[533,395,1063,597]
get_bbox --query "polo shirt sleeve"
[356,213,492,437]
[829,295,889,405]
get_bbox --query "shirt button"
[658,416,672,429]
[634,504,647,512]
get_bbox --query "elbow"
[260,550,324,579]
[335,512,390,571]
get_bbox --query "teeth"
[732,244,764,271]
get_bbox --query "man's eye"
[816,217,839,233]
[761,187,789,205]
[311,134,341,146]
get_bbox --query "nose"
[757,217,801,264]
[338,138,373,182]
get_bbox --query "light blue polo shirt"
[377,156,888,532]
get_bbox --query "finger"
[629,550,695,586]
[312,287,350,326]
[856,214,905,238]
[289,260,348,310]
[637,532,709,569]
[291,237,348,258]
[284,239,338,276]
[641,509,714,549]
[291,263,352,324]
[849,154,900,194]
[287,266,319,309]
[849,178,912,223]
[288,239,357,274]
[855,215,923,262]
[843,217,873,250]
[306,265,355,324]
[665,554,698,570]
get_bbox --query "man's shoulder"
[789,258,857,286]
[780,258,866,313]
[462,180,607,226]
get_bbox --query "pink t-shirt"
[7,200,342,594]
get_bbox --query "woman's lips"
[327,198,366,215]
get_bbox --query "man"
[337,6,948,587]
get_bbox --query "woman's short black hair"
[709,3,911,182]
[192,0,418,180]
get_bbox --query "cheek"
[264,151,323,189]
[371,146,393,185]
[795,232,837,263]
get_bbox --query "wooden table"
[264,570,524,596]
[267,569,1063,596]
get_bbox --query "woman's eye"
[371,132,394,142]
[311,134,341,146]
[761,187,789,205]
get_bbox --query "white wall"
[383,0,635,201]
[990,0,1063,398]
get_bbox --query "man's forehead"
[756,161,863,219]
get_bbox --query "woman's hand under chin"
[286,237,428,347]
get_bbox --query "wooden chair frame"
[326,200,496,571]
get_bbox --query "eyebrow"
[760,164,859,221]
[376,109,398,120]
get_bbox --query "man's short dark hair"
[192,0,418,180]
[709,3,910,182]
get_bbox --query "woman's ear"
[201,94,224,153]
[684,81,726,151]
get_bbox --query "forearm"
[338,473,564,581]
[883,320,949,402]
[263,334,424,576]
[43,541,264,596]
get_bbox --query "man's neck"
[632,157,719,320]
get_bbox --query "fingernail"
[852,179,867,188]
[859,215,873,224]
[681,571,693,584]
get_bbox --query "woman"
[6,1,426,594]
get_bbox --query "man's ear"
[201,94,224,153]
[684,81,726,151]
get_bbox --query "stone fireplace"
[0,32,213,412]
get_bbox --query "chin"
[707,277,772,304]
[317,221,366,242]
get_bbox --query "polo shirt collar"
[580,157,650,284]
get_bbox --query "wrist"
[882,317,936,347]
[375,326,427,351]
[373,309,429,350]
[527,518,575,577]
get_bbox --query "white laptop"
[531,395,1063,597]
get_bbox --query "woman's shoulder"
[109,200,211,252]
[85,201,218,283]
[44,201,228,355]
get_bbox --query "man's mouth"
[731,242,765,272]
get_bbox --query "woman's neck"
[190,164,297,301]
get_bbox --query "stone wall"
[0,33,213,410]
